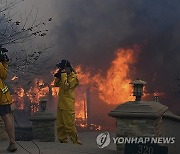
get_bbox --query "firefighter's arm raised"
[61,72,79,90]
[54,77,61,87]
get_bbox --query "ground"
[0,132,116,154]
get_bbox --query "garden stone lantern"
[130,78,147,101]
[109,79,168,153]
[29,99,56,142]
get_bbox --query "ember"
[11,76,18,81]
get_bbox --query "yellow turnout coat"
[54,71,80,143]
[0,62,12,105]
[54,71,79,111]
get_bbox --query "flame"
[26,79,49,113]
[52,87,59,96]
[50,81,59,96]
[75,100,86,119]
[11,76,18,81]
[50,69,60,96]
[26,79,49,103]
[16,87,25,110]
[11,47,138,130]
[13,87,25,110]
[97,49,135,104]
[74,48,137,129]
[76,48,136,105]
[17,88,25,98]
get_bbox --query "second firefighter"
[54,60,82,145]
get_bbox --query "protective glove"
[54,71,61,78]
[54,69,66,78]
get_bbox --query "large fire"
[76,48,136,104]
[11,48,137,130]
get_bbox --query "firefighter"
[54,60,82,145]
[0,47,17,152]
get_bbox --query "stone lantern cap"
[109,101,168,119]
[29,111,56,121]
[130,79,147,85]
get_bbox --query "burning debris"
[11,76,18,81]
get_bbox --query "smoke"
[51,0,180,66]
[51,0,133,70]
[8,0,180,113]
[50,0,180,112]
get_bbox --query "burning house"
[10,48,138,132]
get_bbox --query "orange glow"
[52,87,59,96]
[74,85,88,120]
[11,76,18,81]
[75,100,86,119]
[17,88,25,110]
[51,69,60,96]
[97,49,135,104]
[76,48,136,105]
[13,87,25,110]
[74,48,138,129]
[12,47,138,130]
[78,123,87,128]
[26,79,49,112]
[17,88,25,98]
[153,92,165,97]
[26,79,49,103]
[51,81,59,96]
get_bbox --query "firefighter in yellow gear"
[54,60,82,145]
[0,47,17,152]
[0,62,12,105]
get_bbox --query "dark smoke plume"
[51,0,180,113]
